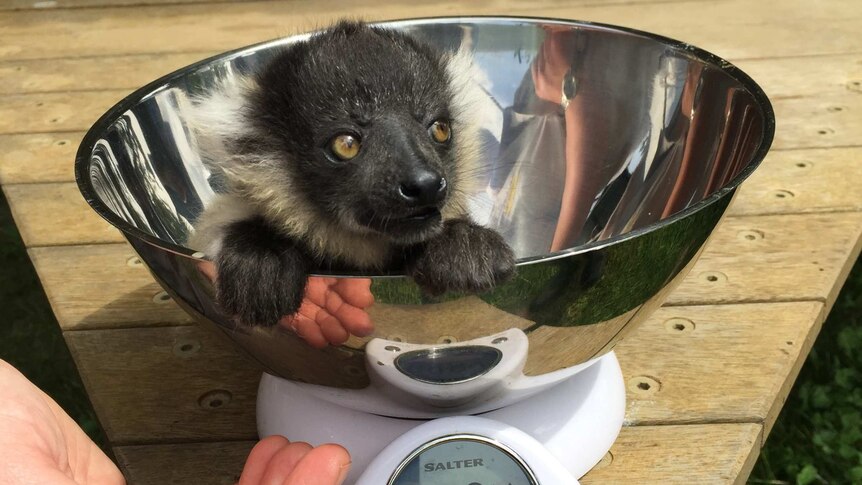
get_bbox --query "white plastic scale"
[258,329,625,484]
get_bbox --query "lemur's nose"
[398,169,447,206]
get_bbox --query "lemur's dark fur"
[188,20,515,327]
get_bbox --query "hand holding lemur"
[188,20,516,329]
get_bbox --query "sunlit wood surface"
[1,0,860,483]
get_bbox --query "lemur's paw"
[409,219,515,296]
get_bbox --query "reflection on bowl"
[76,17,774,418]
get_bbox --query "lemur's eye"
[429,120,451,143]
[330,134,361,161]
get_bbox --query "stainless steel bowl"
[75,17,774,417]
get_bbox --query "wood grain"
[729,147,862,216]
[732,52,862,99]
[0,132,81,184]
[2,45,858,100]
[1,84,857,155]
[28,244,194,330]
[64,325,261,444]
[665,212,862,306]
[1,183,124,247]
[772,94,862,150]
[114,440,255,485]
[617,302,823,427]
[2,0,266,10]
[58,301,818,444]
[582,424,762,484]
[0,52,212,94]
[0,0,860,62]
[111,423,761,484]
[0,90,127,135]
[24,139,860,217]
[0,0,706,11]
[17,211,862,330]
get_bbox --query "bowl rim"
[74,15,775,277]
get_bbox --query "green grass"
[0,184,859,481]
[749,256,862,484]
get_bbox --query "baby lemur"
[188,20,515,327]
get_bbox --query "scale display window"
[389,434,538,485]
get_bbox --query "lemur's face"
[249,23,464,245]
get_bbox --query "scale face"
[389,434,537,485]
[355,416,579,485]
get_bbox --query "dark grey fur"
[210,20,515,327]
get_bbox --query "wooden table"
[1,0,860,483]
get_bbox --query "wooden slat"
[113,424,762,484]
[0,0,860,62]
[64,325,261,444]
[2,45,858,100]
[0,52,212,95]
[0,132,82,184]
[665,211,862,306]
[583,424,762,484]
[1,183,123,247]
[2,0,266,10]
[60,299,817,443]
[617,302,822,428]
[27,138,861,218]
[1,89,859,245]
[114,441,254,485]
[19,211,862,334]
[772,94,862,150]
[0,90,127,135]
[729,147,862,216]
[28,244,194,330]
[732,52,862,99]
[1,85,859,150]
[0,0,705,11]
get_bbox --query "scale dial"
[355,416,578,485]
[389,434,536,485]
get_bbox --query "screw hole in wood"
[198,390,232,410]
[172,339,201,357]
[628,376,661,396]
[664,318,695,333]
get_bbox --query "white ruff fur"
[186,47,484,269]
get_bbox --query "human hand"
[198,261,375,348]
[279,276,375,348]
[0,359,124,485]
[0,359,352,485]
[237,436,351,485]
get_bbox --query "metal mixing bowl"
[75,17,774,417]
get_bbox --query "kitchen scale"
[257,337,625,484]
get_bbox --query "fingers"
[303,277,332,306]
[334,278,374,308]
[286,308,328,349]
[281,276,376,347]
[317,312,350,346]
[238,436,290,485]
[283,444,351,485]
[238,438,350,485]
[329,303,373,338]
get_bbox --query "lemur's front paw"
[214,222,309,327]
[409,219,515,296]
